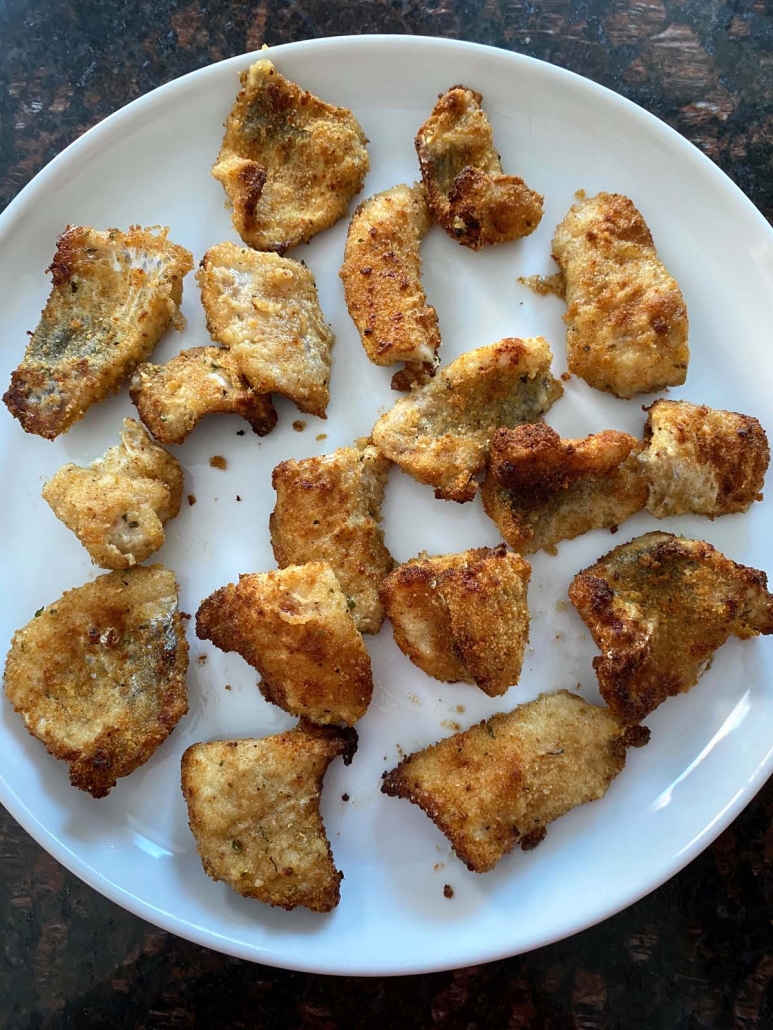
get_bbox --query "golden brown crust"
[3,226,193,439]
[197,241,333,418]
[3,565,189,798]
[415,85,543,250]
[568,532,773,724]
[641,399,770,518]
[380,545,531,696]
[481,424,647,554]
[269,443,395,634]
[212,59,369,254]
[130,346,277,445]
[552,192,688,398]
[181,723,357,912]
[371,337,563,502]
[381,690,648,872]
[195,563,373,726]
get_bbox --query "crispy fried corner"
[3,565,189,798]
[382,690,647,872]
[212,59,369,253]
[481,424,647,554]
[181,722,357,912]
[415,85,543,250]
[196,563,373,726]
[569,532,773,724]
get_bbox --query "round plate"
[1,35,772,976]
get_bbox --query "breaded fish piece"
[42,418,183,570]
[3,565,189,798]
[212,59,369,254]
[3,226,193,439]
[380,544,531,696]
[181,723,356,912]
[130,346,277,445]
[340,183,441,389]
[415,85,543,250]
[552,192,688,398]
[198,242,333,418]
[269,442,394,634]
[371,337,563,502]
[382,690,648,872]
[196,563,373,726]
[640,399,769,518]
[481,424,647,554]
[569,532,773,724]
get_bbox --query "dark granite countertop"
[2,2,773,1027]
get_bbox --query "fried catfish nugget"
[4,226,193,439]
[198,242,333,418]
[196,563,373,725]
[4,565,189,798]
[270,443,394,634]
[552,192,688,398]
[569,532,773,724]
[42,418,183,569]
[212,59,369,254]
[381,545,530,696]
[130,346,277,444]
[481,424,647,554]
[640,399,769,518]
[181,723,356,912]
[382,690,647,872]
[415,85,543,250]
[340,183,440,389]
[371,337,562,502]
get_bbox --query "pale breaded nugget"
[380,544,530,696]
[340,183,441,389]
[269,443,394,634]
[640,399,769,518]
[4,226,193,440]
[552,192,688,398]
[382,690,648,872]
[3,565,188,798]
[569,532,773,725]
[415,85,543,250]
[42,418,182,569]
[181,723,357,912]
[196,563,373,726]
[371,337,563,502]
[198,242,333,418]
[481,424,647,554]
[212,59,369,254]
[130,346,277,445]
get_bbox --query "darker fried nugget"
[130,346,277,444]
[415,85,543,250]
[3,565,189,798]
[269,443,394,634]
[382,690,648,872]
[196,563,373,725]
[212,59,369,254]
[340,183,440,389]
[198,242,333,418]
[569,532,773,724]
[641,399,769,518]
[371,337,563,502]
[481,424,647,554]
[4,226,193,439]
[181,723,356,912]
[380,545,530,696]
[552,192,688,398]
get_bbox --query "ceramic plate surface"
[1,35,772,976]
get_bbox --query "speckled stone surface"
[2,2,773,1027]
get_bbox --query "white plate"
[1,35,772,977]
